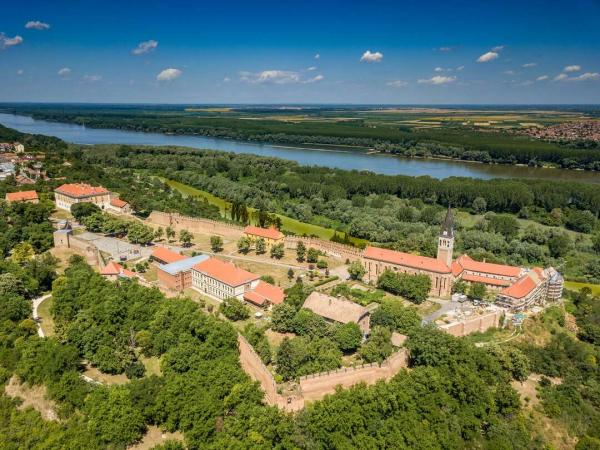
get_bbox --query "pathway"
[423,298,462,323]
[32,294,51,338]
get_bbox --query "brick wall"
[284,236,362,262]
[440,310,503,337]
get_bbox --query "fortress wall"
[440,310,503,337]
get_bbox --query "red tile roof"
[110,198,128,208]
[55,183,109,198]
[151,247,187,264]
[363,246,451,274]
[100,261,136,278]
[193,257,259,287]
[461,273,512,287]
[500,268,546,299]
[454,255,521,278]
[244,225,284,240]
[5,190,38,202]
[244,281,285,306]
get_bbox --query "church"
[362,207,456,297]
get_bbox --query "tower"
[437,206,454,268]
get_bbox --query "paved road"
[423,298,463,323]
[32,294,51,338]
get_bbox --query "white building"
[191,257,260,300]
[54,183,111,211]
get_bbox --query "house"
[243,280,285,307]
[5,190,39,204]
[191,257,260,300]
[243,225,284,248]
[100,261,137,281]
[156,254,209,292]
[302,291,371,334]
[0,162,15,180]
[496,267,564,310]
[14,143,24,154]
[452,254,522,291]
[150,246,187,265]
[108,197,131,214]
[54,183,111,211]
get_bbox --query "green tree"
[271,303,298,333]
[237,236,251,254]
[165,226,175,243]
[359,327,393,363]
[179,229,193,247]
[270,243,284,259]
[469,282,487,300]
[296,241,306,262]
[371,299,421,334]
[472,196,487,214]
[334,322,363,352]
[154,226,164,241]
[219,297,250,321]
[127,222,154,245]
[255,238,266,255]
[548,232,571,258]
[377,270,431,304]
[287,268,294,280]
[306,248,319,263]
[593,232,600,254]
[11,242,34,263]
[70,202,101,221]
[348,260,366,281]
[210,235,223,252]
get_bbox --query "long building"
[54,183,111,211]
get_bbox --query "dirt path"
[32,294,51,338]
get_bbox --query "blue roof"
[158,254,209,275]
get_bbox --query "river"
[1,112,598,183]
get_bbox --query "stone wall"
[298,349,409,402]
[146,211,244,239]
[238,333,408,412]
[439,310,504,337]
[284,236,362,262]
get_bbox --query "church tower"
[437,206,454,268]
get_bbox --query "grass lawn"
[163,178,367,245]
[37,296,55,337]
[564,280,600,296]
[140,355,162,377]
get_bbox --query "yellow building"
[54,183,111,211]
[243,225,284,248]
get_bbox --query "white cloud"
[0,33,23,49]
[223,77,231,83]
[504,70,515,75]
[314,53,320,59]
[360,50,383,63]
[58,67,71,77]
[438,46,453,52]
[492,45,504,52]
[418,75,456,85]
[25,20,50,30]
[477,51,498,63]
[307,66,317,71]
[536,75,549,81]
[305,74,324,83]
[434,67,443,72]
[456,65,465,71]
[132,40,158,55]
[157,68,182,81]
[553,73,569,81]
[563,65,581,73]
[16,69,24,75]
[83,74,102,82]
[520,80,534,86]
[569,72,599,82]
[522,62,537,68]
[386,80,408,87]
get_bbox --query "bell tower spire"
[437,206,454,268]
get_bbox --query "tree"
[219,297,250,321]
[371,300,421,334]
[165,226,175,242]
[127,222,154,245]
[359,327,393,363]
[548,232,570,258]
[271,303,298,333]
[472,196,487,214]
[237,236,251,254]
[179,229,193,247]
[452,280,468,294]
[348,260,366,280]
[296,241,306,262]
[71,202,101,221]
[488,214,520,240]
[260,274,275,284]
[210,235,223,252]
[11,242,34,264]
[270,243,285,259]
[306,248,319,263]
[255,238,266,255]
[316,259,328,269]
[334,322,362,352]
[593,232,600,254]
[154,227,164,241]
[287,268,294,280]
[377,270,431,304]
[469,282,487,300]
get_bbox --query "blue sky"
[1,0,599,104]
